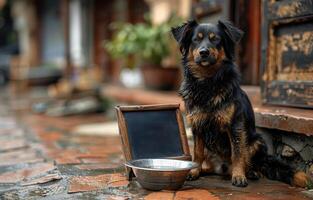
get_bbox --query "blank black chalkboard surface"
[116,104,191,179]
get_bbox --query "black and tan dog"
[171,20,309,187]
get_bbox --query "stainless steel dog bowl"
[125,159,198,190]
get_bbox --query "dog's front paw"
[187,168,200,181]
[232,175,248,187]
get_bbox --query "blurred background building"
[0,0,262,88]
[0,0,312,110]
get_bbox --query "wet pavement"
[0,87,312,200]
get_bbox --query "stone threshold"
[101,84,313,136]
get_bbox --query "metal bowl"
[125,159,198,191]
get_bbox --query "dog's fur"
[171,20,309,187]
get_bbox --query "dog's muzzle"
[196,48,216,67]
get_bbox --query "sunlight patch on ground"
[73,121,119,136]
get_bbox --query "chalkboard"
[124,110,183,159]
[116,104,191,179]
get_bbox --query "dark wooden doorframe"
[230,0,261,85]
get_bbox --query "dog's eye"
[209,34,220,43]
[209,33,216,40]
[197,32,203,40]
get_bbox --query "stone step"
[101,84,313,136]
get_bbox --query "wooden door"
[260,0,313,108]
[231,0,261,85]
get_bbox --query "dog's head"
[171,20,243,78]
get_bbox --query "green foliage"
[104,16,182,67]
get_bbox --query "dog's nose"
[199,48,209,56]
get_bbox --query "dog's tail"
[252,140,309,188]
[258,155,308,187]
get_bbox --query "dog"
[171,20,309,187]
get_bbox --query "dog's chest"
[181,80,235,129]
[187,105,233,157]
[181,81,229,109]
[187,103,235,130]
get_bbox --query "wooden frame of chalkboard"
[116,104,191,180]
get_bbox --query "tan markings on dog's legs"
[293,171,309,188]
[231,134,247,175]
[249,140,263,156]
[228,123,249,186]
[201,148,214,174]
[188,133,205,180]
[193,134,205,165]
[201,159,214,174]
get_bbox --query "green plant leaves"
[104,16,182,67]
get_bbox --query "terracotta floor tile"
[80,157,108,164]
[55,157,81,165]
[0,157,44,167]
[50,149,83,164]
[0,139,28,151]
[144,191,175,200]
[0,162,55,183]
[75,163,120,170]
[37,131,62,142]
[86,145,122,155]
[68,173,129,193]
[0,128,23,137]
[47,149,80,158]
[0,148,36,160]
[75,153,108,159]
[107,173,129,187]
[107,195,130,200]
[174,189,220,200]
[0,89,310,199]
[0,149,43,166]
[21,173,62,186]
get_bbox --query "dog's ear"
[171,20,198,55]
[218,20,244,60]
[218,20,243,43]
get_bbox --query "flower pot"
[140,64,182,90]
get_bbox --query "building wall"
[145,0,191,24]
[41,0,65,67]
[12,0,39,67]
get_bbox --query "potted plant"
[104,17,182,90]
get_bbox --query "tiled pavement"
[0,88,312,199]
